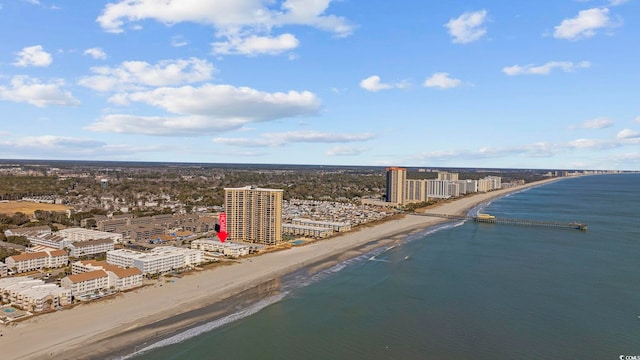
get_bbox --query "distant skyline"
[1,1,639,170]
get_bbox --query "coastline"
[0,177,563,360]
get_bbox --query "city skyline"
[1,1,639,170]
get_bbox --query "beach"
[0,178,560,360]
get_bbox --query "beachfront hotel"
[224,186,283,245]
[191,239,252,257]
[0,278,71,312]
[405,179,428,203]
[282,223,333,238]
[61,270,110,297]
[70,260,143,291]
[382,167,503,205]
[106,247,204,275]
[385,167,406,205]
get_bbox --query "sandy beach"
[0,178,561,360]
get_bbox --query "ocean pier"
[415,212,587,231]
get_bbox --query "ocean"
[129,174,640,360]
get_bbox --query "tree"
[5,235,29,247]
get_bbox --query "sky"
[0,0,639,170]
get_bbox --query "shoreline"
[0,177,564,360]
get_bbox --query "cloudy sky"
[1,1,639,170]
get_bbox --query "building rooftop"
[71,238,115,247]
[9,252,48,262]
[76,260,142,278]
[65,270,108,283]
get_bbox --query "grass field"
[0,201,70,215]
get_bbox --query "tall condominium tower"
[385,167,407,205]
[437,171,459,181]
[224,186,283,245]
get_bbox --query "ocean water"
[130,174,640,360]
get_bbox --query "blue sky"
[1,0,639,170]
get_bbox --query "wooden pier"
[414,212,587,231]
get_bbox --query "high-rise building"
[427,179,451,199]
[437,171,459,181]
[224,186,283,245]
[405,179,428,203]
[385,167,407,205]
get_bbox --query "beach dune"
[0,179,559,360]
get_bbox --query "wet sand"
[0,178,561,360]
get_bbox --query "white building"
[290,218,351,232]
[5,250,68,273]
[191,239,252,257]
[58,228,123,243]
[4,225,51,238]
[0,278,71,312]
[282,224,333,238]
[1,278,41,303]
[448,182,461,198]
[15,284,71,312]
[26,233,70,249]
[71,260,143,291]
[67,238,115,258]
[61,270,110,297]
[107,247,204,275]
[455,179,478,195]
[404,179,428,204]
[427,179,452,199]
[485,176,502,190]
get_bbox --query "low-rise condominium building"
[5,250,68,273]
[107,247,204,275]
[191,239,252,257]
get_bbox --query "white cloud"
[0,135,160,159]
[503,61,591,75]
[326,146,368,156]
[8,135,104,149]
[359,75,408,92]
[634,116,640,124]
[78,58,214,92]
[573,117,614,129]
[553,8,613,40]
[609,0,629,6]
[213,130,375,147]
[88,84,321,136]
[617,128,640,139]
[0,76,80,107]
[423,72,462,89]
[359,76,392,92]
[410,133,638,164]
[84,47,107,60]
[97,0,352,56]
[13,45,52,67]
[171,36,189,47]
[212,33,299,56]
[444,10,488,44]
[568,138,616,149]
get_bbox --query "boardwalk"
[415,212,587,231]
